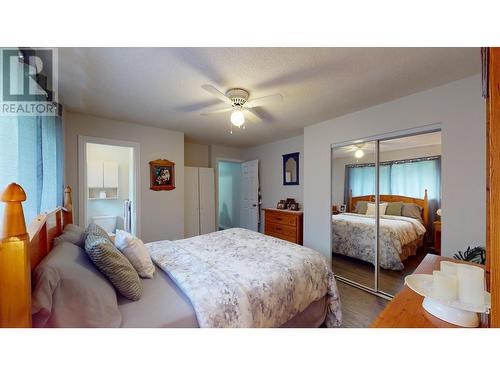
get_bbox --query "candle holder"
[405,262,490,327]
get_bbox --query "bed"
[0,183,341,328]
[331,190,428,270]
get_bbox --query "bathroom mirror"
[283,152,299,185]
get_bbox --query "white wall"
[64,111,185,242]
[243,135,304,232]
[304,75,485,259]
[331,144,442,207]
[185,142,210,167]
[209,144,244,167]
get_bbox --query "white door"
[240,160,259,231]
[185,167,200,238]
[199,167,215,234]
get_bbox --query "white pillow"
[114,230,155,279]
[114,229,133,249]
[365,203,388,216]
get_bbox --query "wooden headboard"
[0,183,73,328]
[348,189,429,227]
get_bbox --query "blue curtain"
[0,50,63,226]
[345,157,441,223]
[0,114,63,225]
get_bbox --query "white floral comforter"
[332,213,426,270]
[147,228,341,328]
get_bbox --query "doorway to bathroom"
[216,159,259,232]
[217,160,242,230]
[78,136,140,237]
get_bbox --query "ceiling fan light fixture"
[354,147,364,159]
[230,108,245,127]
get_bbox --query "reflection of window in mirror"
[282,152,299,185]
[285,159,296,182]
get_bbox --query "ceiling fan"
[337,143,368,159]
[200,84,283,133]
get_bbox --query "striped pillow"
[85,223,112,242]
[85,234,143,301]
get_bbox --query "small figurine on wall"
[149,159,175,191]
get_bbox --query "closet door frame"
[330,123,441,300]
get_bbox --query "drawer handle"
[275,227,282,231]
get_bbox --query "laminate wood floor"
[332,250,429,296]
[336,281,388,327]
[333,249,432,327]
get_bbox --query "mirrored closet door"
[331,129,443,297]
[331,141,377,290]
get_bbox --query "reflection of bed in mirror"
[332,189,428,270]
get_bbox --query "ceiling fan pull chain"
[230,122,233,135]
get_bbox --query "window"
[345,156,441,204]
[0,52,63,225]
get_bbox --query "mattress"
[118,265,328,328]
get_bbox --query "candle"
[432,270,457,301]
[440,261,457,276]
[456,264,485,307]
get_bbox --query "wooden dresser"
[371,254,488,328]
[263,208,303,245]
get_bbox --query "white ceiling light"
[354,144,365,159]
[200,85,284,133]
[230,108,245,127]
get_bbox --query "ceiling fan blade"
[244,108,262,123]
[201,84,233,105]
[245,93,283,108]
[200,107,233,116]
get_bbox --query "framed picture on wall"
[149,159,175,191]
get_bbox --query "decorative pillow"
[385,202,404,216]
[54,224,86,248]
[85,223,112,242]
[85,234,143,301]
[31,241,122,328]
[365,202,388,216]
[115,230,155,279]
[402,203,424,223]
[355,201,368,214]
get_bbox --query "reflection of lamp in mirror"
[354,144,365,159]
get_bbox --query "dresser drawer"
[265,230,296,243]
[265,222,297,238]
[263,208,303,245]
[265,211,296,226]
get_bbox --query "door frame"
[78,136,141,238]
[487,47,500,327]
[215,157,243,230]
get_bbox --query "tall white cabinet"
[185,167,215,238]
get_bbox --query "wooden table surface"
[371,254,487,328]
